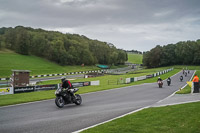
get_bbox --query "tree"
[15,28,30,55]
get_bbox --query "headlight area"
[55,89,61,95]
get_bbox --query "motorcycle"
[180,76,183,82]
[55,88,82,108]
[167,79,171,86]
[158,81,163,88]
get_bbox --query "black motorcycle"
[167,79,171,86]
[180,76,183,82]
[55,88,82,108]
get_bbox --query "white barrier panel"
[126,78,131,84]
[0,87,13,95]
[137,76,146,81]
[154,73,157,77]
[134,77,138,82]
[90,80,100,85]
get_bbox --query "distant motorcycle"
[55,88,82,108]
[167,79,171,86]
[180,76,183,82]
[158,81,163,88]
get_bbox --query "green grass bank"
[0,49,99,78]
[82,101,200,133]
[127,53,143,64]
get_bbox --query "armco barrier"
[125,68,174,84]
[0,70,105,81]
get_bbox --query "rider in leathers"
[61,77,76,101]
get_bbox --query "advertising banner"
[0,87,13,95]
[130,78,134,82]
[35,84,58,91]
[137,76,146,81]
[72,82,84,87]
[146,74,153,79]
[90,80,100,85]
[14,86,35,93]
[83,82,90,86]
[126,78,131,84]
[134,77,138,82]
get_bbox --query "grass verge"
[82,102,200,133]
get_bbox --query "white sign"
[137,76,146,81]
[90,80,100,85]
[126,78,131,84]
[0,87,13,95]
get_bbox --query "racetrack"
[0,70,194,133]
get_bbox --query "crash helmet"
[61,76,66,82]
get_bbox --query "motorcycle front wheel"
[55,96,65,108]
[75,94,82,105]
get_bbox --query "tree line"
[143,39,200,68]
[0,26,127,66]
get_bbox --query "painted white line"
[153,99,200,107]
[72,105,151,133]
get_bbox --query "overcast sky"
[0,0,200,51]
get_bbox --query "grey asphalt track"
[0,70,194,133]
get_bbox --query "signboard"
[72,82,84,87]
[126,78,131,84]
[35,84,57,91]
[90,80,100,85]
[146,74,153,79]
[137,76,146,81]
[0,87,13,95]
[130,78,134,82]
[14,86,35,93]
[83,82,90,86]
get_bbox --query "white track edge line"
[153,99,200,107]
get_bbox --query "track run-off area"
[0,70,195,133]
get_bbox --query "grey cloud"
[0,0,200,51]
